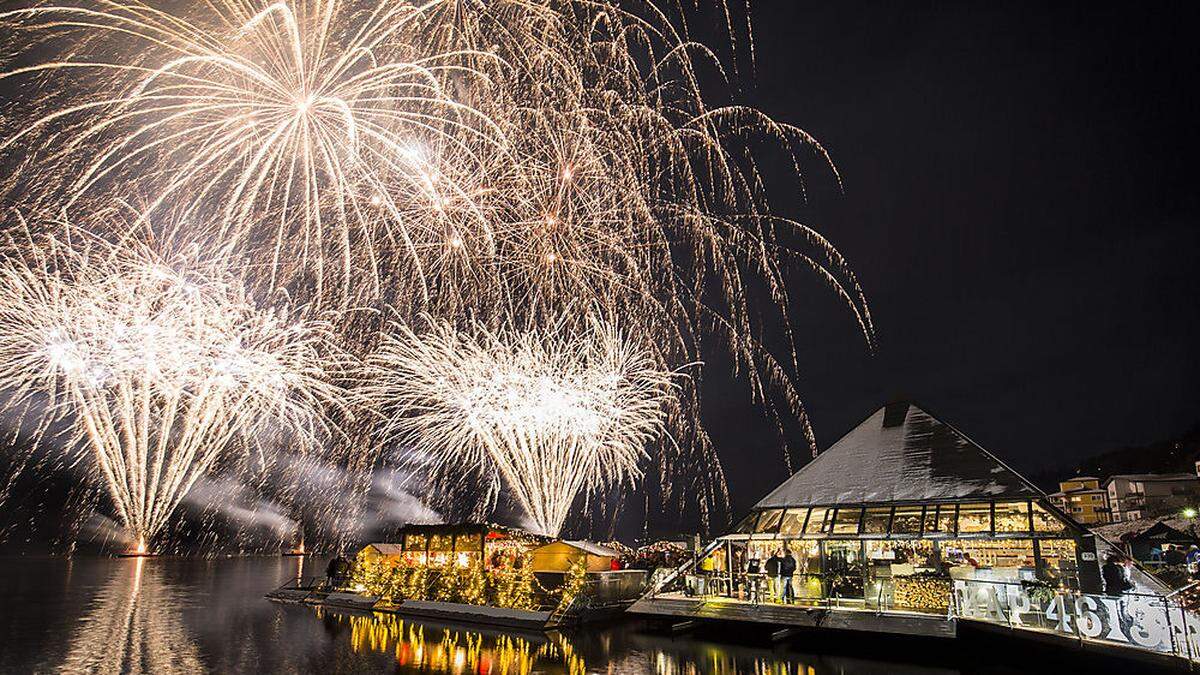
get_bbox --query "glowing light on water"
[367,318,672,536]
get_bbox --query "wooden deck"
[627,594,957,638]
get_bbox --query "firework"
[0,224,347,549]
[0,0,501,301]
[366,318,672,536]
[1,0,876,534]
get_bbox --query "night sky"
[1,1,1198,545]
[699,1,1200,523]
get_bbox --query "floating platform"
[266,584,557,630]
[628,593,1195,671]
[377,599,552,631]
[627,593,957,639]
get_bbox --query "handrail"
[952,575,1173,603]
[1165,580,1200,600]
[646,539,723,597]
[951,576,1199,664]
[272,575,325,593]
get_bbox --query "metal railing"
[951,577,1198,663]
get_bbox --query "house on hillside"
[1048,476,1111,525]
[1105,473,1200,522]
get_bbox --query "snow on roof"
[560,540,619,557]
[366,543,405,555]
[1105,473,1198,483]
[1092,517,1193,541]
[1053,486,1106,495]
[755,402,1043,509]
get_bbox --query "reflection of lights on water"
[59,558,204,673]
[330,609,828,675]
[335,612,584,674]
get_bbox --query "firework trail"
[0,0,501,302]
[0,0,875,535]
[366,317,672,536]
[0,223,347,549]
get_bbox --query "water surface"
[0,556,1017,673]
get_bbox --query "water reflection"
[324,607,956,675]
[323,610,586,674]
[58,558,203,674]
[0,556,967,674]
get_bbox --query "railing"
[646,539,723,597]
[951,578,1199,663]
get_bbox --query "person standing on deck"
[780,547,797,604]
[1101,554,1133,596]
[745,551,762,602]
[765,549,783,602]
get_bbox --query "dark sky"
[2,1,1198,545]
[698,1,1200,521]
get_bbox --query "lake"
[0,555,1037,674]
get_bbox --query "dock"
[265,578,621,631]
[628,593,957,638]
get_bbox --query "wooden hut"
[530,540,620,572]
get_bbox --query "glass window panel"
[994,501,1031,533]
[936,504,957,535]
[866,539,936,567]
[404,534,427,552]
[454,533,483,552]
[429,534,454,551]
[754,509,785,533]
[923,505,939,534]
[804,507,831,535]
[823,540,865,599]
[1037,539,1078,585]
[944,539,1034,577]
[779,509,809,536]
[733,511,760,533]
[862,507,892,535]
[832,507,863,535]
[891,505,923,535]
[957,503,992,533]
[786,540,822,599]
[1032,501,1068,534]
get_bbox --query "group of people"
[1149,543,1200,569]
[743,548,800,604]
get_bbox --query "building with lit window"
[630,402,1200,660]
[1048,476,1111,524]
[703,402,1103,611]
[1105,473,1200,522]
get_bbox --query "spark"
[366,318,672,537]
[0,0,502,302]
[0,224,347,548]
[0,0,877,535]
